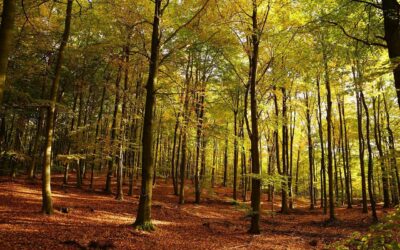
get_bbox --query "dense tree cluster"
[1,0,399,234]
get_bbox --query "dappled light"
[1,0,400,249]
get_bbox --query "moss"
[133,221,156,232]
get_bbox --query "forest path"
[0,175,389,249]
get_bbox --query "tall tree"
[322,41,335,222]
[133,0,162,230]
[42,0,73,215]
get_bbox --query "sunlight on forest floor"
[0,176,394,249]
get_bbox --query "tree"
[133,0,162,230]
[42,0,73,215]
[134,0,210,229]
[0,0,16,104]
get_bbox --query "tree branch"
[323,20,387,48]
[351,0,382,9]
[162,0,211,46]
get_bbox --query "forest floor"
[0,175,393,250]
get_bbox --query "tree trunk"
[41,0,73,215]
[195,82,205,204]
[248,0,261,234]
[133,0,161,229]
[382,0,400,107]
[323,46,335,222]
[383,94,400,204]
[305,92,315,209]
[171,112,180,195]
[223,136,228,187]
[179,54,192,205]
[288,108,296,209]
[233,110,238,201]
[372,96,390,207]
[360,90,378,222]
[116,43,130,200]
[338,97,352,208]
[0,0,16,104]
[317,77,327,214]
[105,65,122,193]
[354,74,368,213]
[281,87,289,213]
[90,85,106,189]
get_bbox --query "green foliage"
[1,150,31,163]
[56,154,86,164]
[331,207,400,249]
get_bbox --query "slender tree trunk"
[342,102,353,205]
[288,108,296,209]
[41,0,73,215]
[373,97,390,207]
[323,46,335,222]
[116,43,130,200]
[105,65,122,193]
[223,136,228,187]
[90,85,106,189]
[354,76,368,213]
[179,54,192,205]
[317,77,327,214]
[171,112,180,194]
[233,110,238,201]
[281,87,289,213]
[63,90,78,185]
[294,148,300,195]
[76,85,85,188]
[306,92,315,209]
[195,83,205,203]
[129,74,143,196]
[338,97,352,208]
[332,123,338,205]
[153,110,162,186]
[360,91,378,222]
[240,118,247,202]
[175,128,182,195]
[383,94,400,204]
[273,90,281,176]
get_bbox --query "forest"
[0,0,400,249]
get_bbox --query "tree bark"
[42,0,73,215]
[105,65,122,193]
[133,0,161,229]
[305,92,315,209]
[372,96,390,207]
[323,45,335,222]
[223,136,228,187]
[382,0,400,106]
[360,90,378,222]
[0,0,16,104]
[90,85,106,189]
[281,87,289,213]
[316,77,327,214]
[195,82,205,203]
[116,43,131,200]
[338,97,352,208]
[248,0,261,234]
[383,94,400,204]
[179,54,192,205]
[354,71,368,213]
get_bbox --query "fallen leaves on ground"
[0,175,392,250]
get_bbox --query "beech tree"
[42,0,73,215]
